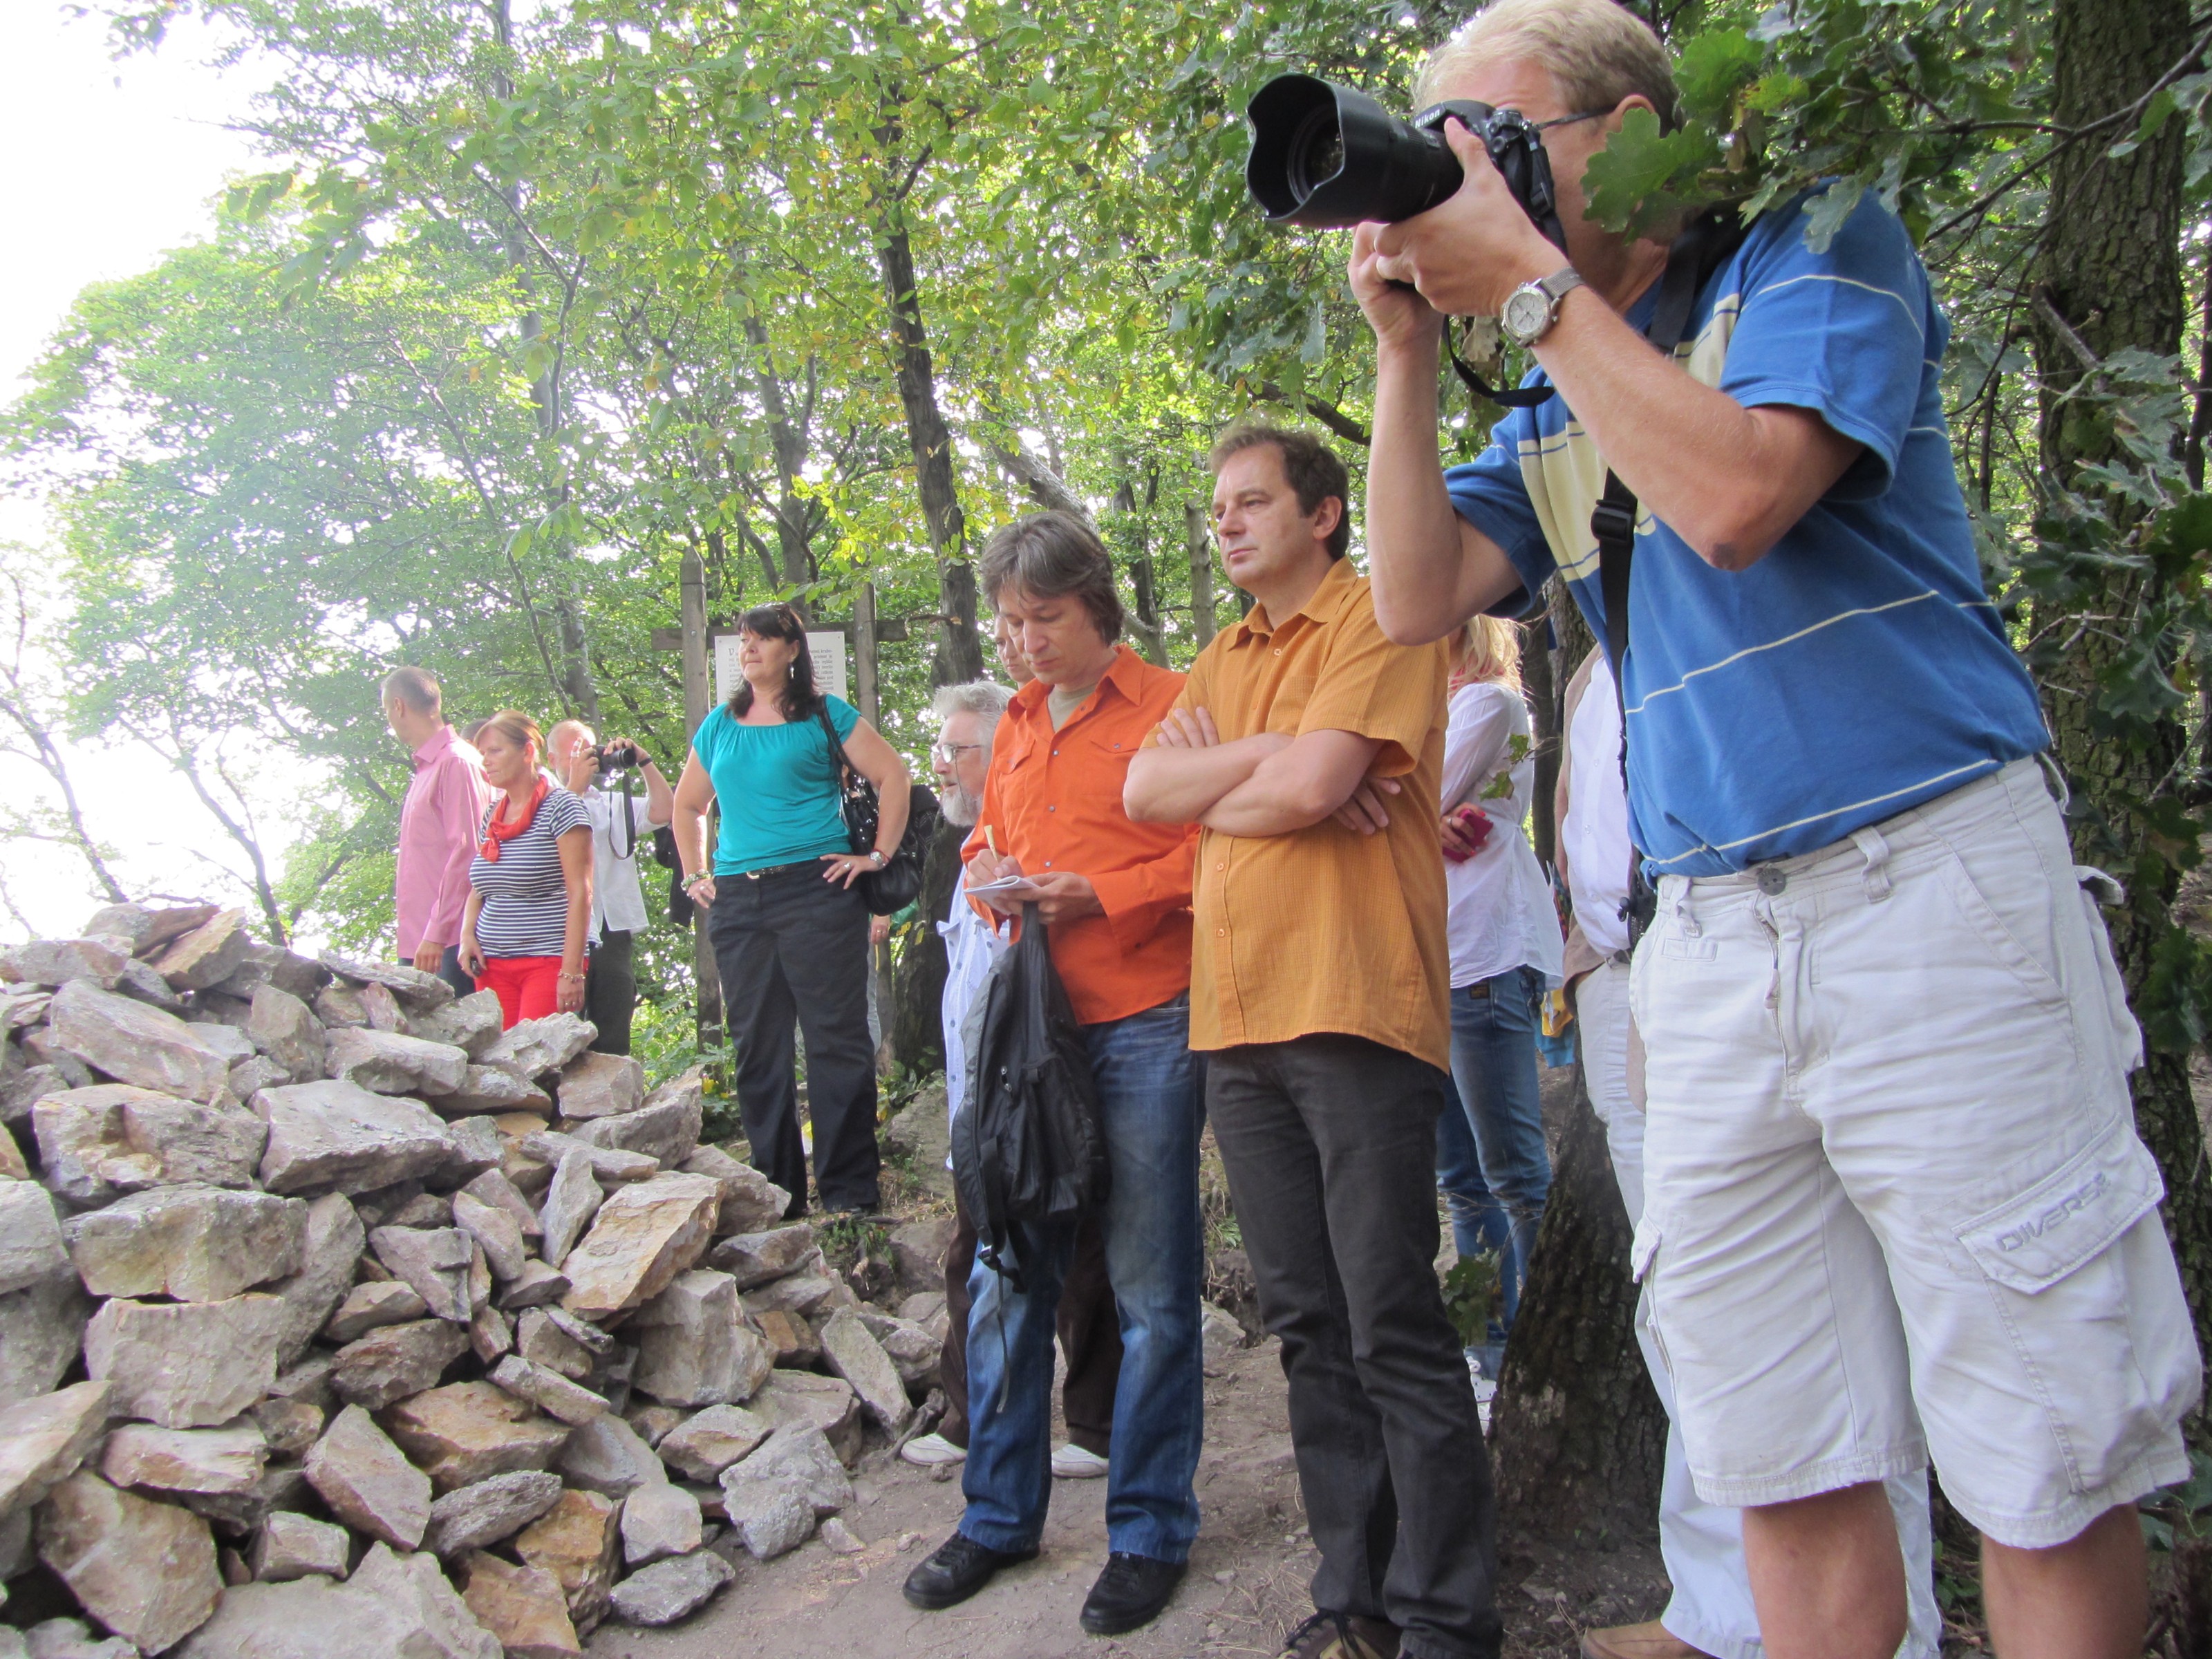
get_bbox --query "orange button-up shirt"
[1157,559,1454,1071]
[962,646,1199,1026]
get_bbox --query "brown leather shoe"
[1282,1609,1402,1659]
[1580,1622,1716,1659]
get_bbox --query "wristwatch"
[1499,267,1585,349]
[867,850,888,867]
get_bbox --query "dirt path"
[588,1334,1670,1659]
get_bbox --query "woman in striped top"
[458,710,595,1028]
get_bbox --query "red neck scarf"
[480,778,549,863]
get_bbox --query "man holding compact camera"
[1326,0,2200,1651]
[550,720,673,1055]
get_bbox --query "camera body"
[592,741,644,774]
[1244,73,1568,252]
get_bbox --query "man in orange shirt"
[1127,426,1499,1659]
[902,512,1206,1639]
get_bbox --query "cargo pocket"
[1630,1212,1675,1384]
[1952,1120,2163,1296]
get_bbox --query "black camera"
[591,741,644,774]
[1244,73,1567,251]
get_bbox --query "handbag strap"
[812,702,859,787]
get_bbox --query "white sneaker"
[1050,1443,1109,1479]
[899,1432,966,1468]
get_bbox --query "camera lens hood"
[1246,74,1468,227]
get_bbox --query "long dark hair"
[726,603,823,722]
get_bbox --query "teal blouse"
[692,695,861,874]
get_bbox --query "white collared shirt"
[939,872,1006,1155]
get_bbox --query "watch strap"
[1535,266,1584,305]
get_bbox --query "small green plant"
[815,1212,890,1271]
[629,996,741,1141]
[1440,1252,1501,1350]
[2141,1449,2212,1548]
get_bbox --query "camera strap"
[1589,207,1750,945]
[1445,327,1557,409]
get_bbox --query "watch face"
[1502,286,1550,344]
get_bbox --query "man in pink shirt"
[384,667,494,997]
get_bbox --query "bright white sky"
[0,4,319,945]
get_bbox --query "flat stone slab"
[378,1381,573,1492]
[461,1550,581,1658]
[0,1380,113,1515]
[552,1051,644,1119]
[330,1316,470,1411]
[0,1180,69,1298]
[303,1403,432,1550]
[64,1183,307,1302]
[606,1548,733,1627]
[480,1015,595,1080]
[370,1224,474,1322]
[38,1470,223,1653]
[514,1490,620,1635]
[317,951,457,1012]
[250,1510,350,1582]
[45,981,232,1105]
[632,1268,772,1408]
[656,1403,771,1482]
[559,1173,721,1318]
[254,1080,456,1196]
[85,1294,283,1428]
[422,1469,565,1559]
[100,1419,268,1496]
[327,1027,470,1098]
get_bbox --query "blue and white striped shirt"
[1446,187,2047,877]
[469,787,592,958]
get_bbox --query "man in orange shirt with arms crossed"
[1127,426,1500,1659]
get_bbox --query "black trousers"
[706,868,881,1214]
[1208,1034,1501,1659]
[938,1181,1121,1454]
[584,928,637,1056]
[434,945,476,1001]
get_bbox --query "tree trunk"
[1185,503,1217,651]
[2033,0,2212,1400]
[1490,1067,1666,1541]
[742,318,815,603]
[875,218,984,686]
[680,547,722,1045]
[1112,478,1169,667]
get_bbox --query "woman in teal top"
[671,603,910,1216]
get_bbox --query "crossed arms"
[1124,708,1395,838]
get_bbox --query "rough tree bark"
[875,218,985,686]
[2032,0,2212,1394]
[741,317,817,603]
[1490,1067,1666,1541]
[1185,503,1218,651]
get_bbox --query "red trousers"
[476,956,563,1028]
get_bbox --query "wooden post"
[680,548,722,1046]
[854,578,897,1074]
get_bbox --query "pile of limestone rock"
[0,901,951,1658]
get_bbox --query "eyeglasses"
[1532,110,1609,131]
[932,742,986,765]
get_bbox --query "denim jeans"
[1434,1076,1510,1266]
[1447,968,1550,1334]
[959,995,1206,1563]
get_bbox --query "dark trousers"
[584,928,637,1055]
[705,869,881,1214]
[434,945,475,1001]
[1208,1034,1502,1659]
[940,1181,1120,1454]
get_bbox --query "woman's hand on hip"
[820,852,877,889]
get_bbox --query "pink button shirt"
[395,726,494,957]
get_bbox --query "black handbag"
[814,704,942,915]
[948,903,1109,1291]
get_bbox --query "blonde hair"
[1416,0,1678,130]
[1455,616,1524,692]
[476,709,544,761]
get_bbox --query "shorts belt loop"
[1850,825,1893,903]
[1672,883,1702,938]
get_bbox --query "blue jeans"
[959,995,1206,1563]
[1435,1077,1511,1266]
[1447,968,1550,1334]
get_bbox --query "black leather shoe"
[901,1533,1037,1611]
[1079,1552,1186,1635]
